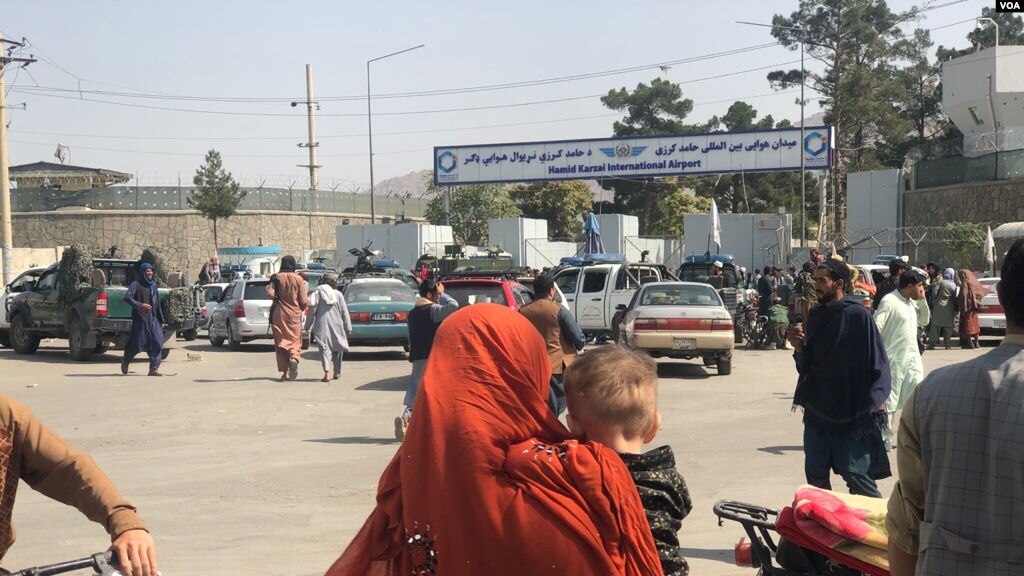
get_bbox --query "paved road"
[0,334,999,575]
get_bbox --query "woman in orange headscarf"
[324,304,662,576]
[956,268,984,349]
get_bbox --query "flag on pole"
[984,225,995,268]
[711,199,721,249]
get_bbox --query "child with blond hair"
[564,345,692,576]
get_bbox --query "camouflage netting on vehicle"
[140,248,169,287]
[164,288,193,325]
[57,244,95,309]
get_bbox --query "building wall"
[12,210,374,276]
[902,177,1024,268]
[846,169,901,263]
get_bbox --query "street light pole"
[976,17,999,48]
[367,44,425,225]
[736,20,807,246]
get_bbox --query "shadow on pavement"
[0,347,124,365]
[757,445,804,455]
[193,376,284,383]
[678,546,734,564]
[356,376,408,391]
[306,436,399,446]
[656,362,711,380]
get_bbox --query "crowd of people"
[22,241,1017,576]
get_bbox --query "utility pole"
[293,64,320,192]
[0,35,36,285]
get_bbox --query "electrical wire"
[9,90,803,143]
[20,41,782,104]
[10,60,803,118]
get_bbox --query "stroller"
[713,500,889,576]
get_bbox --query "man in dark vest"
[396,278,458,440]
[519,274,586,416]
[787,258,892,497]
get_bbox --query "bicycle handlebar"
[9,551,116,576]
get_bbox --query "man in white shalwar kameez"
[874,270,930,445]
[305,275,352,382]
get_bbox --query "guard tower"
[943,45,1024,157]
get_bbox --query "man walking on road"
[122,263,165,376]
[397,278,458,440]
[519,273,586,415]
[874,271,929,447]
[787,259,892,497]
[888,239,1024,575]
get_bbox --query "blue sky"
[3,0,984,189]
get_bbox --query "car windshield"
[640,284,720,306]
[243,282,271,300]
[445,284,508,307]
[344,282,415,303]
[204,286,224,302]
[677,265,738,286]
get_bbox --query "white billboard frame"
[434,125,833,186]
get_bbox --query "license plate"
[672,337,696,350]
[372,312,395,321]
[995,318,1006,329]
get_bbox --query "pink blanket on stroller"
[792,485,889,572]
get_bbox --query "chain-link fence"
[10,185,429,218]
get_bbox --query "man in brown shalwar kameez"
[0,395,157,576]
[267,255,308,381]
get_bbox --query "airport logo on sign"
[437,150,458,173]
[599,143,647,158]
[804,131,828,157]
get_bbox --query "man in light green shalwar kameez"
[874,271,930,445]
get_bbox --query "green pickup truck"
[5,258,193,361]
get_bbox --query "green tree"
[509,180,593,239]
[648,186,710,237]
[425,175,520,245]
[697,101,819,240]
[188,149,246,250]
[599,78,707,234]
[943,221,983,268]
[766,0,926,236]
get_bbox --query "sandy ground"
[0,333,997,575]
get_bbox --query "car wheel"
[702,356,717,367]
[68,316,95,362]
[227,322,242,351]
[180,328,198,341]
[209,323,225,347]
[10,314,40,355]
[717,356,732,376]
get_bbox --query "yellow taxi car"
[616,281,734,375]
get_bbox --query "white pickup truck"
[552,259,677,340]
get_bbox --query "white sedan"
[978,277,1005,335]
[617,281,734,375]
